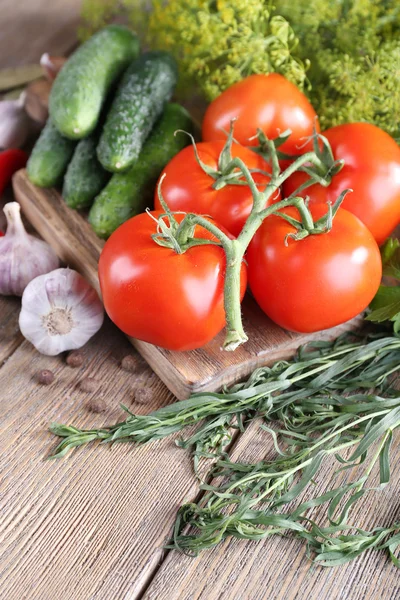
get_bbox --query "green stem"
[154,138,347,350]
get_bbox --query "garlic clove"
[0,202,60,296]
[40,53,67,81]
[0,92,32,149]
[19,268,104,356]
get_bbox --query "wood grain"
[13,169,364,399]
[0,319,203,600]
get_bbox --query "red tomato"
[98,211,247,351]
[155,140,278,237]
[247,205,382,333]
[283,123,400,245]
[202,74,319,155]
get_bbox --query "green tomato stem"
[154,131,345,351]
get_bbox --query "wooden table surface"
[1,4,400,599]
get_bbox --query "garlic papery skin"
[0,92,31,149]
[19,268,104,356]
[40,53,67,81]
[0,202,60,296]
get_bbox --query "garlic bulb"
[0,92,31,149]
[0,202,60,296]
[19,268,104,356]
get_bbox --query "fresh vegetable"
[283,123,400,245]
[0,202,59,296]
[49,25,140,139]
[89,103,194,238]
[153,129,347,349]
[148,0,308,100]
[97,51,178,173]
[80,0,308,100]
[0,92,31,149]
[81,1,400,141]
[367,238,400,332]
[275,0,400,140]
[0,148,28,194]
[62,132,110,209]
[27,119,76,187]
[247,204,382,333]
[155,136,277,238]
[202,74,319,155]
[19,268,104,355]
[98,211,247,351]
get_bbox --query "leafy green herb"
[48,331,400,567]
[275,0,400,139]
[367,238,400,332]
[49,334,400,459]
[80,0,308,100]
[171,395,400,566]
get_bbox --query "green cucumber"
[49,25,139,140]
[27,119,76,188]
[89,103,193,238]
[97,51,178,173]
[62,132,110,209]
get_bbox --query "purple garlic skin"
[0,202,59,296]
[0,92,31,149]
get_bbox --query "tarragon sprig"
[49,333,400,459]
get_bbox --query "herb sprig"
[171,394,400,565]
[49,332,400,567]
[50,334,400,459]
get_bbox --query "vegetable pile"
[7,15,400,573]
[23,23,400,353]
[26,25,193,239]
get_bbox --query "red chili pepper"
[0,231,4,237]
[0,148,28,196]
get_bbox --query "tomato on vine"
[246,204,382,333]
[98,211,247,351]
[283,123,400,245]
[202,73,319,155]
[154,138,278,237]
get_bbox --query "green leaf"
[379,430,393,487]
[348,407,400,462]
[367,286,400,323]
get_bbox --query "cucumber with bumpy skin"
[27,119,76,188]
[97,51,178,173]
[89,103,193,238]
[62,133,110,209]
[49,25,139,140]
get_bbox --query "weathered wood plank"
[0,319,202,600]
[0,296,24,364]
[13,169,364,399]
[0,0,80,69]
[142,421,400,600]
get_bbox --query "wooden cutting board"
[12,170,363,399]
